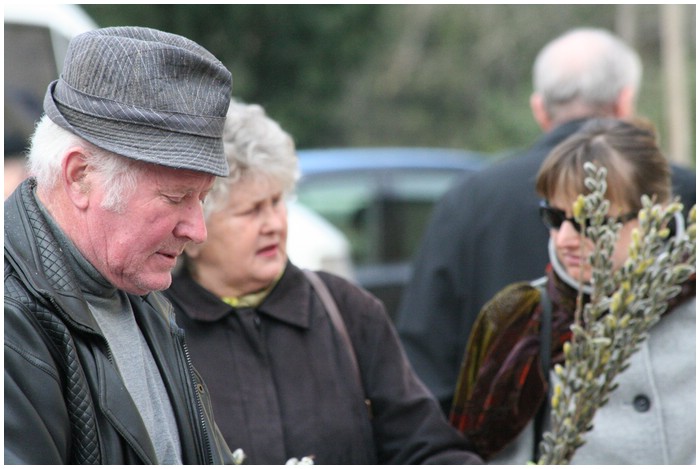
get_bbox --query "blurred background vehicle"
[287,200,355,280]
[4,4,97,159]
[295,147,490,319]
[4,4,97,198]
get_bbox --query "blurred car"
[4,5,97,198]
[5,4,97,157]
[287,200,355,280]
[295,147,489,320]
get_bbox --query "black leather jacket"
[4,179,234,464]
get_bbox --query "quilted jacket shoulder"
[4,179,234,464]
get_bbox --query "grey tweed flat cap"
[44,26,232,176]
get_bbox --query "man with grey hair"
[5,26,236,464]
[396,27,696,416]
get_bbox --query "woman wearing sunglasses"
[449,118,695,464]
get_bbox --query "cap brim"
[44,83,229,177]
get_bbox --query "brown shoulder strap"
[303,269,363,390]
[304,270,373,418]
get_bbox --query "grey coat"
[490,297,696,465]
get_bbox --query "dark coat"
[396,119,697,414]
[164,262,482,465]
[4,179,234,465]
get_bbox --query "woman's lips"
[257,243,279,257]
[561,252,583,268]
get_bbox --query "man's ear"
[62,149,92,209]
[530,93,553,132]
[614,86,636,118]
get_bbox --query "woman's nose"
[554,220,581,246]
[260,202,285,229]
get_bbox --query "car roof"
[4,4,96,38]
[296,147,488,174]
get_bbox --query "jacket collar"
[169,261,313,329]
[4,178,101,332]
[259,262,312,329]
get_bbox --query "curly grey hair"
[204,99,300,219]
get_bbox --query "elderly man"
[5,27,235,464]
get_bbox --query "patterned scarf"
[449,265,695,460]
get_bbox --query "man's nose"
[176,202,208,244]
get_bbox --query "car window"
[389,168,459,199]
[296,171,381,266]
[381,169,464,263]
[297,167,467,267]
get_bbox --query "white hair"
[27,115,143,212]
[205,99,300,219]
[533,28,642,118]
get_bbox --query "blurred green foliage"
[82,4,695,161]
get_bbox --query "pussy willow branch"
[536,162,696,465]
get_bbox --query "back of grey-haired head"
[205,99,299,217]
[533,28,642,112]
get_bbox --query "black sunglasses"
[539,200,636,234]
